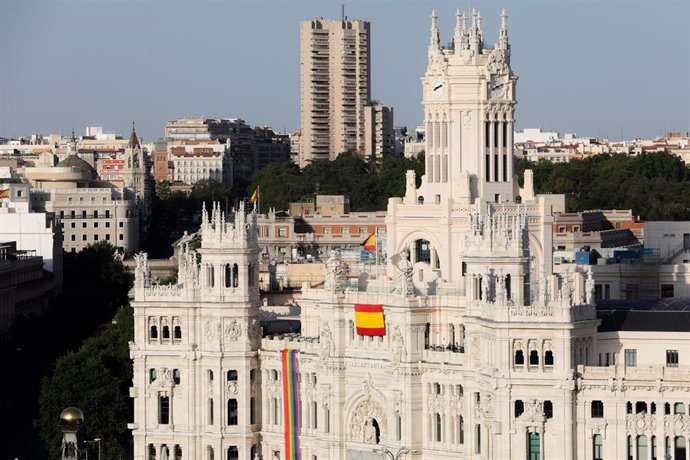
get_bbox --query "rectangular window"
[82,234,87,241]
[661,284,675,298]
[71,222,75,228]
[528,432,541,460]
[71,235,76,241]
[82,210,87,218]
[106,210,110,218]
[625,349,637,367]
[105,222,110,228]
[667,350,679,367]
[208,399,214,425]
[94,210,98,218]
[119,234,123,240]
[159,395,170,424]
[94,234,99,241]
[82,222,87,228]
[593,434,603,460]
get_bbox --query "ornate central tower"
[420,8,516,205]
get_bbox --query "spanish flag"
[250,186,260,205]
[361,232,376,252]
[0,188,9,199]
[354,304,385,336]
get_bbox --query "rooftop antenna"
[341,4,345,22]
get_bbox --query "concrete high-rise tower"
[299,17,371,167]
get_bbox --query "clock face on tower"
[488,77,505,99]
[432,78,444,99]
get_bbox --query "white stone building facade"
[129,9,690,460]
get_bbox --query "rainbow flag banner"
[0,188,9,199]
[354,304,386,336]
[282,349,301,460]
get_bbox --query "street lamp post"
[372,446,420,460]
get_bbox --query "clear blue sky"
[1,0,688,142]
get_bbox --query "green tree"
[36,306,134,459]
[250,162,310,210]
[191,178,229,203]
[518,152,690,220]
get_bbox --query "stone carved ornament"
[390,326,407,367]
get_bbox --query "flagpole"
[375,227,379,266]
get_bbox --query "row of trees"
[250,153,425,212]
[11,242,135,458]
[516,151,690,220]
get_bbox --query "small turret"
[453,9,469,52]
[429,9,440,52]
[498,8,510,51]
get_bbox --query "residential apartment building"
[163,118,289,193]
[0,242,59,341]
[169,140,232,187]
[299,17,371,166]
[364,103,395,159]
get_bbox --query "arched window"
[173,369,181,385]
[148,444,157,460]
[529,350,539,365]
[162,325,170,339]
[544,350,554,366]
[232,263,239,287]
[674,402,686,415]
[514,350,524,365]
[544,400,553,419]
[225,264,232,288]
[418,196,424,205]
[227,446,238,460]
[208,398,214,425]
[250,397,256,424]
[505,273,512,299]
[371,418,381,444]
[174,325,182,340]
[591,400,604,418]
[227,399,238,425]
[174,445,182,460]
[424,323,430,350]
[150,325,158,339]
[149,368,157,383]
[435,413,442,442]
[415,239,431,264]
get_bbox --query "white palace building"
[129,9,690,460]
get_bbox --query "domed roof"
[59,407,84,431]
[56,155,97,177]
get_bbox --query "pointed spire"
[499,8,510,49]
[429,9,440,49]
[129,121,140,149]
[454,9,463,35]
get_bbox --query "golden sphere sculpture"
[59,407,84,432]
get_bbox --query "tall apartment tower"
[299,17,371,167]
